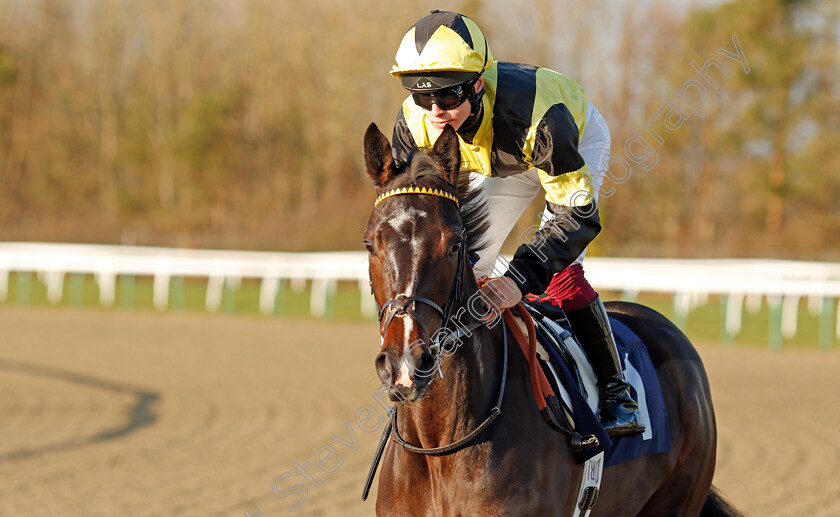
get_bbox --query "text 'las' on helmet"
[391,10,493,92]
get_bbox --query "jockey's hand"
[477,276,522,318]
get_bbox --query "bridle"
[373,185,469,347]
[361,184,510,501]
[382,249,507,456]
[376,231,467,346]
[370,187,506,436]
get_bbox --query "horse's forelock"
[406,152,451,190]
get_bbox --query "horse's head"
[363,123,485,402]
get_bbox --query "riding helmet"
[391,10,493,92]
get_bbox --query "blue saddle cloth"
[541,318,671,467]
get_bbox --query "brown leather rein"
[389,312,509,455]
[389,301,555,455]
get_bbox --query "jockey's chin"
[428,99,472,132]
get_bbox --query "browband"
[374,186,459,207]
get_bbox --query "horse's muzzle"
[375,349,437,402]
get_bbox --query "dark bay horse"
[363,122,738,516]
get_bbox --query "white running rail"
[0,243,838,346]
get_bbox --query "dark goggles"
[411,83,471,111]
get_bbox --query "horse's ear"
[432,124,461,185]
[364,123,394,188]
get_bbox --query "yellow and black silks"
[392,62,602,296]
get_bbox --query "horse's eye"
[364,239,374,253]
[448,242,462,255]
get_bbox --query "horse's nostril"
[375,351,392,384]
[414,352,437,385]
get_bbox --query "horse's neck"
[396,324,501,449]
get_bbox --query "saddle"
[500,300,624,516]
[508,300,609,462]
[522,297,595,409]
[519,297,672,470]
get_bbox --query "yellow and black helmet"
[391,10,493,92]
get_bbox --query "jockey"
[388,10,644,437]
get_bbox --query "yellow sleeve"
[537,166,597,208]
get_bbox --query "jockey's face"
[427,77,484,132]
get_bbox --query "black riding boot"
[566,295,646,437]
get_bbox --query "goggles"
[411,83,472,111]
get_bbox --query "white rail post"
[259,276,280,316]
[359,277,377,319]
[153,273,171,311]
[767,295,783,350]
[818,297,834,350]
[0,269,7,302]
[96,271,117,308]
[311,278,327,318]
[781,295,800,339]
[205,275,225,313]
[672,292,690,331]
[722,293,744,345]
[45,270,65,305]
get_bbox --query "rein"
[361,314,504,501]
[390,315,509,455]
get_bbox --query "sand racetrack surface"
[1,307,838,516]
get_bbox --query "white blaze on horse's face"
[385,205,429,299]
[395,360,413,388]
[385,206,428,390]
[393,316,415,388]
